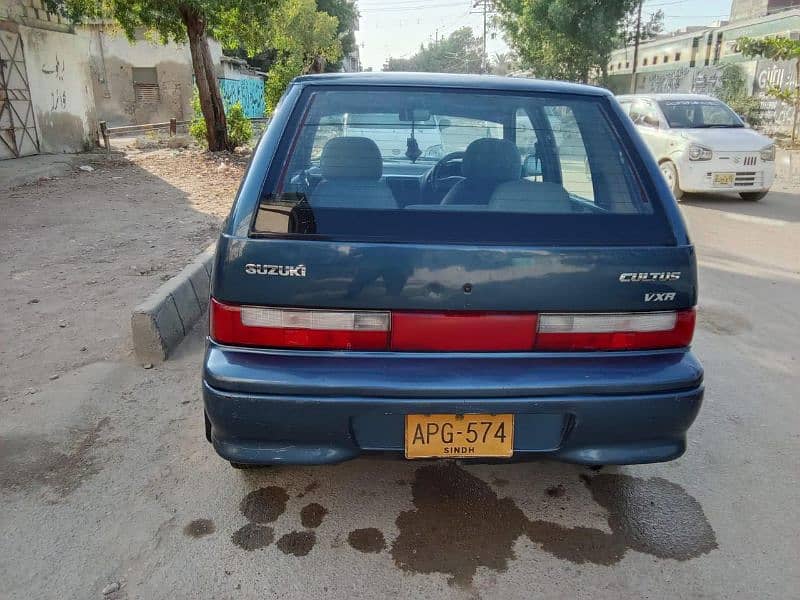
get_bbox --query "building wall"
[608,10,800,76]
[1,0,97,155]
[218,58,265,118]
[80,25,226,127]
[731,0,800,21]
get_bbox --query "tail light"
[210,299,695,352]
[210,300,389,350]
[536,310,695,351]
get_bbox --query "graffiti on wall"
[41,54,68,111]
[219,77,265,118]
[753,59,797,130]
[637,66,725,95]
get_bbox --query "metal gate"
[0,22,40,159]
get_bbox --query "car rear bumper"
[203,342,704,466]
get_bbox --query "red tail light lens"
[211,299,695,352]
[390,312,537,351]
[535,309,695,351]
[210,299,389,350]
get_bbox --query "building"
[1,0,264,160]
[1,0,97,158]
[608,8,800,77]
[81,23,225,128]
[730,0,800,21]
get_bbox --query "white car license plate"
[712,173,735,186]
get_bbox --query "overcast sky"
[355,0,735,71]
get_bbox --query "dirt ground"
[0,148,248,403]
[1,149,799,599]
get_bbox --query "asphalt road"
[2,186,799,600]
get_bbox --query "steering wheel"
[428,151,465,193]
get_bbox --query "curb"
[131,244,215,364]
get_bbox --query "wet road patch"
[239,487,289,523]
[582,473,718,560]
[0,417,110,497]
[300,503,328,528]
[232,524,274,551]
[348,528,387,553]
[277,531,316,556]
[391,463,717,585]
[184,518,215,538]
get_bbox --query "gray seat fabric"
[489,180,574,213]
[312,137,397,209]
[441,138,522,205]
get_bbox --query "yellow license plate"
[712,173,735,186]
[404,414,514,459]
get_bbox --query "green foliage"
[495,0,637,82]
[383,27,484,74]
[191,90,252,148]
[619,5,663,48]
[261,0,342,112]
[718,64,762,127]
[189,88,207,145]
[226,102,253,147]
[738,36,800,62]
[316,0,359,72]
[265,55,304,113]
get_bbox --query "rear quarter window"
[251,86,674,246]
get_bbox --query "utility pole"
[482,0,488,73]
[473,0,490,73]
[629,0,643,93]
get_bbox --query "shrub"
[190,90,253,149]
[226,101,253,148]
[189,88,207,146]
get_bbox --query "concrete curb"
[131,245,215,364]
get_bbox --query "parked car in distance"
[617,93,775,201]
[204,72,703,469]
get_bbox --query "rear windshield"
[253,87,674,245]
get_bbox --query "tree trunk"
[793,61,799,144]
[305,54,327,74]
[180,5,231,152]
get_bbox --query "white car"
[617,93,775,201]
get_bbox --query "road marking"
[723,213,788,227]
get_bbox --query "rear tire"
[740,191,768,201]
[660,160,683,200]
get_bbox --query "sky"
[355,0,736,72]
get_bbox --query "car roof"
[616,93,719,102]
[291,72,612,97]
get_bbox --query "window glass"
[252,88,670,246]
[658,99,744,128]
[544,106,594,201]
[629,100,660,128]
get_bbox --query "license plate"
[404,414,514,459]
[712,173,735,186]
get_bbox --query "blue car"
[203,73,703,468]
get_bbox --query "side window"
[631,100,660,128]
[515,108,540,179]
[543,106,594,201]
[618,100,633,116]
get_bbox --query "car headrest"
[320,137,383,180]
[462,138,521,182]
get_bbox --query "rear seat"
[489,180,574,213]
